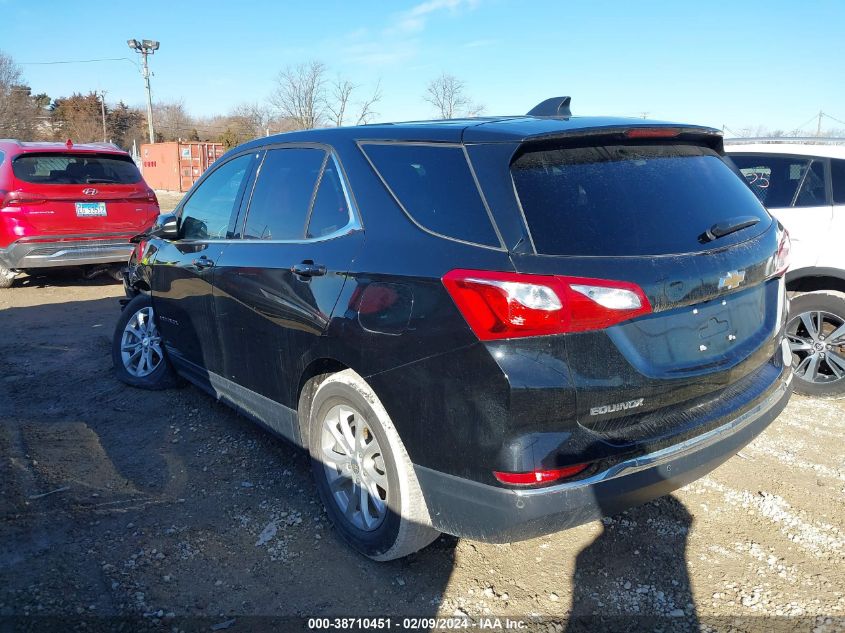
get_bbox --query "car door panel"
[212,148,364,409]
[214,236,363,406]
[151,151,257,378]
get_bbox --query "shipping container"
[139,141,226,192]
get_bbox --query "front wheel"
[786,291,845,398]
[307,370,440,560]
[112,293,181,390]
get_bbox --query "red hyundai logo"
[82,188,98,196]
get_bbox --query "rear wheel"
[786,291,845,398]
[112,293,181,390]
[0,266,17,289]
[306,370,440,560]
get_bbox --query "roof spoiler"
[527,96,571,118]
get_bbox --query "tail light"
[771,228,791,278]
[442,269,652,340]
[1,191,47,208]
[128,189,159,205]
[494,463,589,486]
[624,127,680,139]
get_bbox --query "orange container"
[140,142,226,192]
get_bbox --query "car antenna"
[526,96,572,118]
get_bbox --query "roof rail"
[724,136,845,145]
[527,96,572,118]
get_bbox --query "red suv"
[0,139,160,288]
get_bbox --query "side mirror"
[152,213,179,240]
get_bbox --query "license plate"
[75,202,107,217]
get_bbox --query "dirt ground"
[1,266,843,631]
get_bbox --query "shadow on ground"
[1,287,702,631]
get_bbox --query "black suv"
[114,98,793,560]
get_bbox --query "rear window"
[511,143,770,257]
[362,143,500,247]
[12,152,142,185]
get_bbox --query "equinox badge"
[590,398,644,416]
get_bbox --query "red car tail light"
[493,463,589,486]
[1,191,47,208]
[442,269,652,340]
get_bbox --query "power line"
[823,112,845,127]
[20,57,138,68]
[792,113,820,132]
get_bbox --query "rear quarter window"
[512,143,770,257]
[361,143,500,247]
[12,152,142,185]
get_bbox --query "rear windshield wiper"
[85,178,119,184]
[699,216,760,243]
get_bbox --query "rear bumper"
[415,371,792,542]
[0,238,134,269]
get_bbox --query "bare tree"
[326,76,355,127]
[270,61,327,130]
[0,51,42,138]
[355,79,382,125]
[270,61,382,129]
[154,100,193,141]
[230,102,274,137]
[423,72,484,119]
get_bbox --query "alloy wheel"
[320,404,389,531]
[120,306,164,378]
[786,310,845,385]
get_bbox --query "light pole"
[98,90,107,142]
[127,39,159,143]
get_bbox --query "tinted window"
[730,154,822,208]
[0,150,5,166]
[307,159,352,238]
[181,153,253,240]
[362,144,499,247]
[243,148,325,240]
[831,159,845,204]
[12,152,142,184]
[512,144,770,257]
[794,160,827,207]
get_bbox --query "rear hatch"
[4,151,158,240]
[506,133,785,443]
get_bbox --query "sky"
[4,0,845,135]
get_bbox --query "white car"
[727,140,845,397]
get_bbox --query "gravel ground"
[0,272,843,631]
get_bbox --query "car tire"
[112,293,181,390]
[0,266,16,289]
[109,265,126,282]
[307,369,441,560]
[786,291,845,398]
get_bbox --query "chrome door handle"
[192,256,214,270]
[292,261,326,277]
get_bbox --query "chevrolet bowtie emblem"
[718,270,746,291]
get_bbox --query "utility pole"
[127,39,160,143]
[98,90,107,142]
[817,109,823,137]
